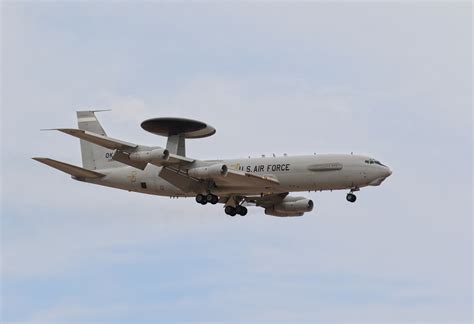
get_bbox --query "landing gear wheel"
[235,205,244,215]
[346,193,357,203]
[196,194,205,204]
[225,206,237,217]
[206,194,219,205]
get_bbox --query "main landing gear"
[196,193,248,216]
[225,205,248,217]
[196,193,219,205]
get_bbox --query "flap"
[33,157,105,179]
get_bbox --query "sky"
[1,1,472,323]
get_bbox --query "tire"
[196,194,204,204]
[225,206,234,215]
[235,206,244,215]
[346,193,357,203]
[240,207,248,216]
[206,194,214,202]
[211,195,219,205]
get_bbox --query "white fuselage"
[85,154,392,198]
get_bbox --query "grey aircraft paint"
[34,111,392,217]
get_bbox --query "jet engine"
[129,148,170,163]
[188,164,228,179]
[265,196,314,217]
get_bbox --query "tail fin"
[77,110,122,170]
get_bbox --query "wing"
[52,128,137,150]
[51,128,195,169]
[214,169,280,188]
[244,192,288,208]
[219,192,288,209]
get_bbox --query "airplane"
[33,110,392,217]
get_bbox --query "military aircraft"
[33,110,392,217]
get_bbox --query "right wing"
[214,169,280,188]
[244,192,288,207]
[156,167,280,194]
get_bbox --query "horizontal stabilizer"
[33,157,105,179]
[49,128,137,150]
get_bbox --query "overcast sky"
[1,1,472,323]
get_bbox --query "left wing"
[52,128,137,150]
[51,128,195,169]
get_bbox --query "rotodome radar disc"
[141,117,216,138]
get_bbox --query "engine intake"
[129,148,170,163]
[188,164,228,179]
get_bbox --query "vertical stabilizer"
[77,111,122,170]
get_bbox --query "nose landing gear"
[346,188,359,203]
[346,193,357,203]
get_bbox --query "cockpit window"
[365,159,386,167]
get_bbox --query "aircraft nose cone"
[384,168,392,178]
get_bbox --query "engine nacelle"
[188,164,228,179]
[274,198,314,213]
[129,148,170,163]
[265,197,314,217]
[264,209,304,217]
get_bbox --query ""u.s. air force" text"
[245,164,291,173]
